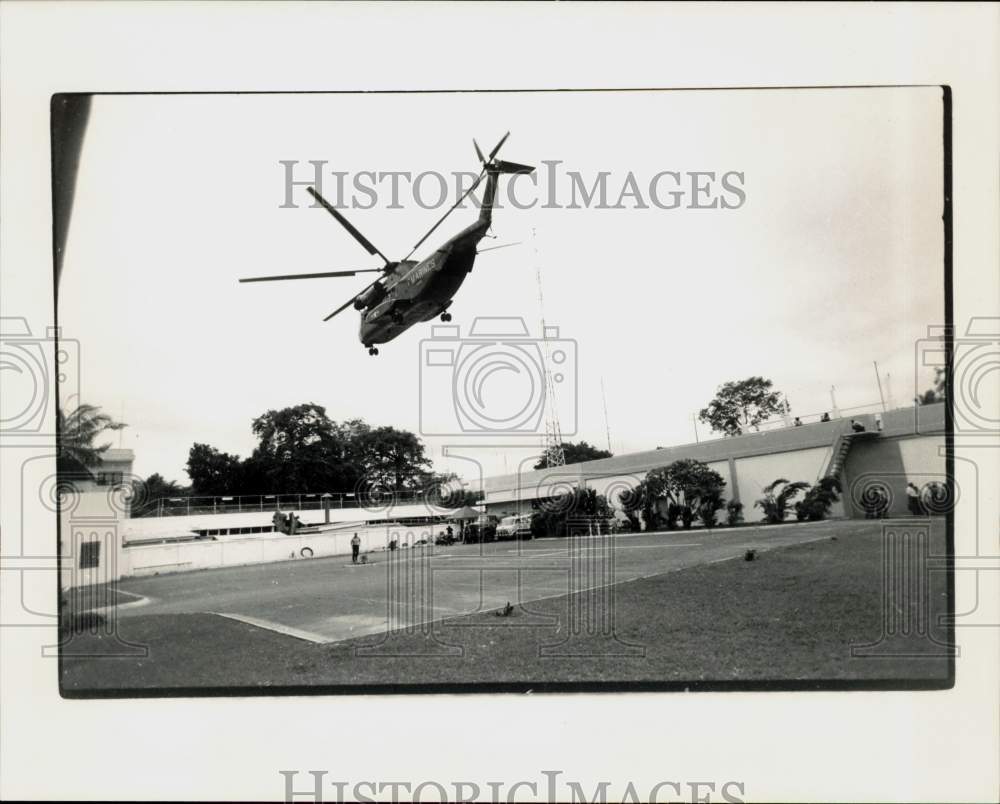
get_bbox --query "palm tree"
[755,478,810,524]
[57,403,126,477]
[794,476,844,521]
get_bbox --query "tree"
[533,440,612,470]
[129,473,189,517]
[618,485,645,532]
[57,403,127,477]
[755,478,809,524]
[642,459,727,530]
[698,377,786,436]
[531,485,611,537]
[354,425,432,491]
[183,406,440,497]
[420,471,482,508]
[186,443,244,495]
[794,476,843,522]
[915,366,947,405]
[250,403,354,492]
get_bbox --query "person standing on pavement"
[351,533,361,564]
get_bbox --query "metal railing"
[693,401,889,440]
[133,490,481,518]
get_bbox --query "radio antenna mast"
[532,227,565,468]
[601,377,613,454]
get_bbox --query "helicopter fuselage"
[240,135,532,353]
[359,217,488,346]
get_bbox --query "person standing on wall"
[351,532,361,564]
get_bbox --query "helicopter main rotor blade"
[403,169,486,260]
[489,131,510,160]
[239,269,384,283]
[322,296,360,322]
[322,275,384,322]
[306,186,391,265]
[473,138,486,164]
[476,241,522,254]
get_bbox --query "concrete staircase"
[822,417,881,480]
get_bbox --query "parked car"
[497,513,533,540]
[463,515,499,543]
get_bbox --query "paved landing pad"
[114,522,859,644]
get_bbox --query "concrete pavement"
[113,519,865,644]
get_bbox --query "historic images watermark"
[0,315,147,656]
[279,769,747,804]
[352,454,646,660]
[280,161,747,212]
[848,317,1000,659]
[0,318,79,638]
[418,316,578,440]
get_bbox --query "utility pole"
[692,413,699,443]
[830,385,840,419]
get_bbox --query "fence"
[699,400,891,439]
[133,489,482,519]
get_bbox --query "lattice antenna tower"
[532,227,565,468]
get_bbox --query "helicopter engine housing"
[354,283,386,310]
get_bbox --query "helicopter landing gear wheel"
[440,312,452,322]
[368,346,379,356]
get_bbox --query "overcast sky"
[59,87,945,486]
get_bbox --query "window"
[96,472,124,487]
[79,541,101,569]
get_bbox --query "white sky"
[59,87,945,485]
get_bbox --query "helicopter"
[240,133,534,355]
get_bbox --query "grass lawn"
[60,519,952,694]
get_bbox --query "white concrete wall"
[59,490,129,590]
[898,435,947,477]
[734,446,842,520]
[706,460,733,504]
[123,501,454,542]
[580,473,646,510]
[58,490,444,585]
[120,522,438,579]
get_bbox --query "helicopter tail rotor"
[474,132,534,175]
[400,133,532,260]
[492,160,535,175]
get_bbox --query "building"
[65,447,135,502]
[478,403,947,522]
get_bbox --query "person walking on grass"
[351,533,361,564]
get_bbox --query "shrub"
[794,477,844,522]
[698,492,725,528]
[726,500,744,527]
[644,460,727,531]
[755,479,809,524]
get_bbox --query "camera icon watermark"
[915,317,999,435]
[418,316,578,437]
[0,317,80,440]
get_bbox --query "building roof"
[477,403,945,504]
[99,448,135,464]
